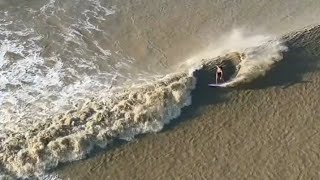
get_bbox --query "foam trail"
[0,72,196,178]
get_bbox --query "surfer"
[216,65,224,84]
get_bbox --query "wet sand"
[58,27,320,179]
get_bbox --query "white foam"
[0,2,289,178]
[0,0,121,134]
[0,1,168,178]
[223,37,288,87]
[178,30,287,88]
[182,30,276,67]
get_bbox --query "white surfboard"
[208,83,224,87]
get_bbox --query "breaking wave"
[221,38,288,87]
[6,1,320,178]
[0,29,290,179]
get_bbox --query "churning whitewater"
[0,34,286,178]
[0,0,290,178]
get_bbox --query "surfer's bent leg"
[216,72,222,84]
[216,73,219,84]
[220,76,224,83]
[215,66,224,84]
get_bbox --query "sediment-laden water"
[1,0,320,179]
